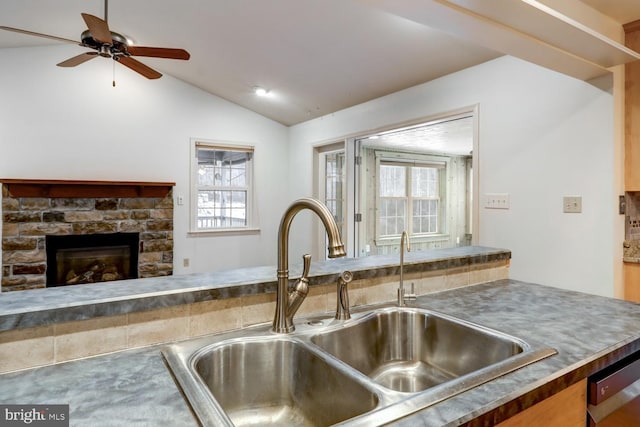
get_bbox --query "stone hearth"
[1,180,175,292]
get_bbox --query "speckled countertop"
[2,279,640,426]
[0,246,509,331]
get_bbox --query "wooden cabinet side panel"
[624,262,640,302]
[626,29,640,190]
[496,379,586,427]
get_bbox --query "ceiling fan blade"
[81,13,112,44]
[117,57,162,79]
[57,52,99,67]
[127,46,190,60]
[0,26,78,44]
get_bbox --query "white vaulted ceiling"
[1,0,640,126]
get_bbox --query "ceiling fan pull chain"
[112,58,116,87]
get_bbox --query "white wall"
[289,56,618,297]
[1,47,621,297]
[0,45,290,274]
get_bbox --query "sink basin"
[163,304,556,426]
[167,337,378,427]
[310,307,525,392]
[194,338,378,426]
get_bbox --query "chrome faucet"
[397,231,416,306]
[335,270,353,320]
[272,198,346,333]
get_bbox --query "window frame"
[189,138,259,235]
[318,146,347,258]
[374,150,449,244]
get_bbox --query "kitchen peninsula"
[1,246,639,426]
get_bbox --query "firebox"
[45,233,140,287]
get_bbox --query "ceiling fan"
[0,0,190,80]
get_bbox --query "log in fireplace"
[45,233,140,287]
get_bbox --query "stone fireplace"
[1,179,175,292]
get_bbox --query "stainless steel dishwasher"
[587,352,640,426]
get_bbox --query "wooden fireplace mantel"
[1,179,175,198]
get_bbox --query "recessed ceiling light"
[254,86,270,97]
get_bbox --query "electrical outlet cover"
[563,196,582,213]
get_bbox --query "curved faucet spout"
[273,198,346,333]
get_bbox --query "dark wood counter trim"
[1,179,175,198]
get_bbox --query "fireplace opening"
[46,233,140,287]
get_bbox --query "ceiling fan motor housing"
[81,29,130,58]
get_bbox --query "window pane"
[380,165,406,197]
[388,199,397,216]
[379,198,406,236]
[197,149,248,188]
[411,199,439,234]
[229,164,246,186]
[412,200,420,217]
[380,217,390,236]
[196,189,248,228]
[397,215,405,233]
[411,166,438,197]
[196,190,216,228]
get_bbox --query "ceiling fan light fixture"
[98,45,111,58]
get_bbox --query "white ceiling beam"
[444,0,640,67]
[361,0,638,81]
[535,0,624,42]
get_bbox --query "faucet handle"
[301,254,311,279]
[286,254,312,325]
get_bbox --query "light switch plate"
[485,193,510,209]
[563,196,582,213]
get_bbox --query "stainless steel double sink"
[162,305,556,426]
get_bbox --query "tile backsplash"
[0,260,509,373]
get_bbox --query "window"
[190,140,255,232]
[377,154,446,239]
[356,112,475,256]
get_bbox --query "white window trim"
[317,146,347,259]
[313,140,354,259]
[188,138,259,235]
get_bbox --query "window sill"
[375,234,450,246]
[188,227,261,237]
